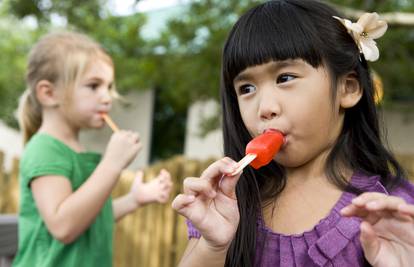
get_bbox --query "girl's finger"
[341,204,364,216]
[359,221,380,264]
[341,204,372,218]
[162,182,173,191]
[183,177,216,198]
[352,192,387,206]
[398,203,414,218]
[171,194,196,212]
[158,193,169,203]
[341,204,389,225]
[219,171,243,199]
[364,196,406,212]
[199,157,238,183]
[130,170,144,193]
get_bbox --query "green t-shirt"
[13,133,114,267]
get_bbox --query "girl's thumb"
[132,170,144,189]
[219,172,242,199]
[359,221,380,264]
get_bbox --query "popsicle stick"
[102,113,120,132]
[231,153,257,176]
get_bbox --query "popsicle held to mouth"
[101,113,120,132]
[231,130,284,176]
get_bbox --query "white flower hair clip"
[333,12,388,62]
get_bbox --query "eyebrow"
[233,60,301,83]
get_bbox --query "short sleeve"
[20,134,73,186]
[186,219,201,239]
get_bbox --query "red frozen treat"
[246,130,284,169]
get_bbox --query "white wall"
[0,122,23,172]
[382,110,414,155]
[184,99,223,160]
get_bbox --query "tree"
[1,0,413,159]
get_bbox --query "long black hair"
[220,1,406,266]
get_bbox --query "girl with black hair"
[172,1,414,266]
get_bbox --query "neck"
[38,109,81,150]
[284,147,337,190]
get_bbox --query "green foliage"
[327,0,414,12]
[146,0,263,112]
[0,0,413,159]
[0,6,42,127]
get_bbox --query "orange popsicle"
[101,113,120,132]
[232,130,284,175]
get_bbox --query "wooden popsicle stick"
[101,113,120,132]
[231,153,257,176]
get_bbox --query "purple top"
[186,172,414,266]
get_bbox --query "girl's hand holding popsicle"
[100,113,142,171]
[172,157,242,248]
[172,130,284,249]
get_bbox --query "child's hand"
[341,192,414,267]
[129,169,173,206]
[103,130,142,171]
[172,157,241,250]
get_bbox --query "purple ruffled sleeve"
[186,219,201,239]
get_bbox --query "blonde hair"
[18,31,116,144]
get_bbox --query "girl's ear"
[35,80,59,107]
[339,72,362,108]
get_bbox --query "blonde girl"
[13,31,172,267]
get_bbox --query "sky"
[109,0,190,15]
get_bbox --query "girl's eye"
[239,84,256,95]
[276,74,296,84]
[88,83,99,90]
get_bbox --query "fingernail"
[188,195,195,201]
[352,197,361,204]
[367,201,378,208]
[340,206,349,214]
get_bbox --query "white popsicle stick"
[231,153,257,176]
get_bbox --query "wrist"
[199,237,231,255]
[99,157,123,176]
[126,191,140,210]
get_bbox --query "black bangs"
[223,1,326,84]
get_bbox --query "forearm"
[179,238,228,267]
[113,193,138,221]
[51,160,121,243]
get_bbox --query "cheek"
[238,101,257,134]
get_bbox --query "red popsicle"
[231,130,284,175]
[246,130,284,169]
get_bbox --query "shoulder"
[21,133,74,164]
[20,134,74,183]
[23,134,70,158]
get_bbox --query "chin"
[88,122,105,129]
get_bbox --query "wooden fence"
[1,150,413,266]
[0,151,215,267]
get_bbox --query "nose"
[258,87,281,120]
[100,88,112,106]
